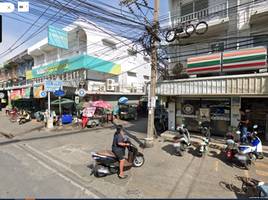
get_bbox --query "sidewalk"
[0,115,45,138]
[161,130,268,154]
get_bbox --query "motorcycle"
[173,124,191,156]
[19,110,32,125]
[90,137,145,178]
[237,125,263,170]
[154,115,168,132]
[197,121,211,157]
[224,124,241,162]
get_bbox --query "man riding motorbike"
[112,125,130,179]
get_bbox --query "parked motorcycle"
[198,137,210,157]
[19,110,32,125]
[237,125,263,170]
[173,124,191,156]
[154,115,168,132]
[90,137,145,178]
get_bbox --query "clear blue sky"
[0,0,169,64]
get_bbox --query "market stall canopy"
[51,98,74,105]
[76,102,93,110]
[91,101,113,109]
[118,97,128,104]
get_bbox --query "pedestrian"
[5,104,10,117]
[112,125,130,179]
[237,108,249,144]
[137,102,141,116]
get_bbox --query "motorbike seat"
[97,150,117,158]
[174,135,184,139]
[239,143,255,147]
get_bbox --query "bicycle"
[165,21,208,42]
[10,111,19,123]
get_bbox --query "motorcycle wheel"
[10,116,17,123]
[94,165,107,178]
[195,21,208,35]
[133,156,145,167]
[244,154,252,170]
[36,116,41,122]
[177,148,184,156]
[165,29,177,42]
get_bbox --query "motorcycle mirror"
[253,125,258,129]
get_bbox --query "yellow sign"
[1,99,7,103]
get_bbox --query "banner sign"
[45,80,63,92]
[22,87,31,99]
[10,90,22,100]
[34,86,43,98]
[48,25,68,50]
[26,54,121,80]
[83,107,96,118]
[54,90,66,97]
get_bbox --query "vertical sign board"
[48,25,68,50]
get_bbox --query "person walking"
[237,108,249,144]
[5,104,10,117]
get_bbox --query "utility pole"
[145,0,159,148]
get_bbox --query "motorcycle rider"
[112,125,130,179]
[237,108,249,144]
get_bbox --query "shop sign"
[26,54,121,80]
[48,25,68,50]
[0,92,4,99]
[183,104,194,114]
[114,106,119,115]
[1,99,7,103]
[45,80,63,92]
[78,89,86,97]
[33,86,43,98]
[22,87,31,99]
[151,96,158,108]
[10,90,22,100]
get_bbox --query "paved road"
[0,118,267,198]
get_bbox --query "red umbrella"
[91,101,113,109]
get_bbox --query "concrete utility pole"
[145,0,159,148]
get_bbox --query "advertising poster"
[199,108,211,122]
[83,107,96,118]
[22,87,31,99]
[34,86,43,98]
[10,90,22,100]
[113,106,119,115]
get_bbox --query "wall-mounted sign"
[34,86,43,98]
[75,96,80,104]
[1,99,7,103]
[48,25,68,50]
[78,89,86,97]
[22,87,31,99]
[0,92,4,99]
[10,90,22,100]
[45,80,63,92]
[183,104,194,115]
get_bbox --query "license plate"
[238,155,247,161]
[199,146,204,152]
[174,143,180,147]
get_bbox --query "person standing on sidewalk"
[237,108,249,144]
[5,105,10,117]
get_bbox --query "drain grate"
[126,190,140,195]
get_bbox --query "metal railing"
[176,2,228,24]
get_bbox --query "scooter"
[154,115,168,132]
[237,125,263,170]
[91,137,145,178]
[173,124,191,156]
[19,110,32,125]
[197,121,211,157]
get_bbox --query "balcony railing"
[177,2,228,24]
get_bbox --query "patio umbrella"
[118,97,128,104]
[76,102,93,110]
[51,98,74,105]
[91,101,113,109]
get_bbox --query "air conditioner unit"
[106,79,115,91]
[115,86,121,92]
[131,87,137,93]
[99,85,106,91]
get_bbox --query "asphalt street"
[0,114,268,198]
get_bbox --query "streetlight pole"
[145,0,159,148]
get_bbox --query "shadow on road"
[162,144,175,156]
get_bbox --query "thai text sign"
[45,80,63,92]
[48,25,68,50]
[83,107,96,118]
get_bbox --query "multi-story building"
[0,17,151,111]
[147,0,268,136]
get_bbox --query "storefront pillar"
[230,97,241,127]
